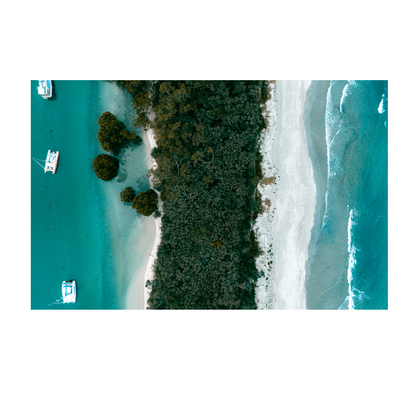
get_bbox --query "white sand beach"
[124,127,161,309]
[143,128,162,308]
[124,216,155,309]
[255,80,316,309]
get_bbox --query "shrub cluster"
[120,186,159,217]
[92,154,119,181]
[131,189,158,216]
[97,111,142,156]
[93,111,143,183]
[120,186,136,202]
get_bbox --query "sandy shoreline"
[124,127,161,309]
[124,217,155,309]
[255,80,318,309]
[143,128,162,309]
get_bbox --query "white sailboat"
[38,80,53,99]
[32,150,59,174]
[48,281,77,306]
[44,150,59,173]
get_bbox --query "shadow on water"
[49,80,57,101]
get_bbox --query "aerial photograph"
[31,80,388,310]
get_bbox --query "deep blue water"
[306,80,388,309]
[31,81,151,309]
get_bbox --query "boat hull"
[44,150,59,174]
[62,280,76,303]
[38,80,53,99]
[52,151,59,174]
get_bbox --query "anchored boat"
[48,281,77,306]
[62,280,76,303]
[32,150,59,174]
[38,80,53,99]
[44,150,59,173]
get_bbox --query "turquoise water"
[31,81,151,309]
[305,81,388,309]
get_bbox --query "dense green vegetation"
[92,154,120,181]
[121,186,158,216]
[118,81,270,309]
[132,189,158,216]
[120,186,136,202]
[97,111,142,156]
[116,82,153,131]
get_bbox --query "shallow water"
[31,81,152,309]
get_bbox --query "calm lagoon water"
[31,81,151,309]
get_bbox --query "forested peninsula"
[117,81,271,309]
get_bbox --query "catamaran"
[48,281,77,306]
[38,80,53,99]
[44,150,59,173]
[32,150,59,174]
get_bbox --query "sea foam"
[321,82,345,228]
[310,81,387,309]
[345,209,371,309]
[378,94,386,114]
[347,209,357,309]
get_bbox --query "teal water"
[305,80,388,309]
[31,81,152,309]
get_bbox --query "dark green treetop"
[120,186,136,203]
[97,111,141,156]
[132,189,158,216]
[92,154,119,181]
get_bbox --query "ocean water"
[305,80,388,309]
[31,80,152,309]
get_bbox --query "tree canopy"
[118,80,271,309]
[97,111,142,156]
[116,81,153,131]
[120,186,136,202]
[92,154,119,181]
[132,189,158,216]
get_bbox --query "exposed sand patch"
[260,176,276,186]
